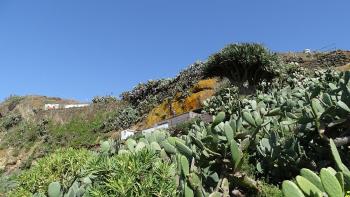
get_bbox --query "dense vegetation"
[1,43,350,196]
[204,43,281,85]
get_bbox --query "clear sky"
[0,1,349,102]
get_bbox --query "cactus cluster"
[282,139,350,197]
[47,178,91,197]
[111,112,255,196]
[6,55,350,197]
[204,69,350,181]
[107,68,350,194]
[203,86,240,115]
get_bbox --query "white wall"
[142,123,169,135]
[120,129,135,140]
[64,104,90,109]
[44,104,60,110]
[44,103,90,110]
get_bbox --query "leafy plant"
[118,113,259,196]
[84,150,176,197]
[9,148,95,196]
[92,95,117,104]
[282,139,350,197]
[204,43,280,84]
[47,117,104,149]
[99,106,139,132]
[3,95,24,111]
[0,113,22,130]
[203,86,240,115]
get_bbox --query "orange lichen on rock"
[171,100,185,115]
[141,78,218,129]
[145,99,172,127]
[192,78,218,93]
[183,90,214,112]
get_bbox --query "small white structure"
[142,123,169,135]
[64,104,90,109]
[44,104,60,110]
[44,103,90,110]
[120,129,135,140]
[304,49,311,54]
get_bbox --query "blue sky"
[0,1,349,102]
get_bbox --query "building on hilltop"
[44,103,90,110]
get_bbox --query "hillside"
[1,44,350,197]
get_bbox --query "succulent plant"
[48,182,61,197]
[45,176,93,197]
[282,139,350,197]
[203,86,240,115]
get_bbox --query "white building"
[44,104,60,110]
[44,103,90,110]
[64,104,90,109]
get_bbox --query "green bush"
[0,173,17,195]
[0,121,40,150]
[92,95,118,104]
[9,148,95,196]
[204,43,280,84]
[256,182,282,197]
[3,95,24,111]
[83,150,176,197]
[203,86,240,115]
[0,113,22,130]
[99,106,139,132]
[282,139,350,197]
[48,117,103,148]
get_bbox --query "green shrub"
[84,150,176,197]
[203,86,240,115]
[204,43,280,84]
[9,148,95,196]
[92,95,117,104]
[0,173,17,195]
[44,110,109,150]
[99,106,139,132]
[3,95,24,111]
[257,182,282,197]
[255,132,307,183]
[282,139,350,197]
[0,113,22,130]
[0,121,40,150]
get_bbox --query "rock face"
[336,63,350,72]
[280,50,350,68]
[140,78,218,129]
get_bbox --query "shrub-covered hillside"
[1,43,350,196]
